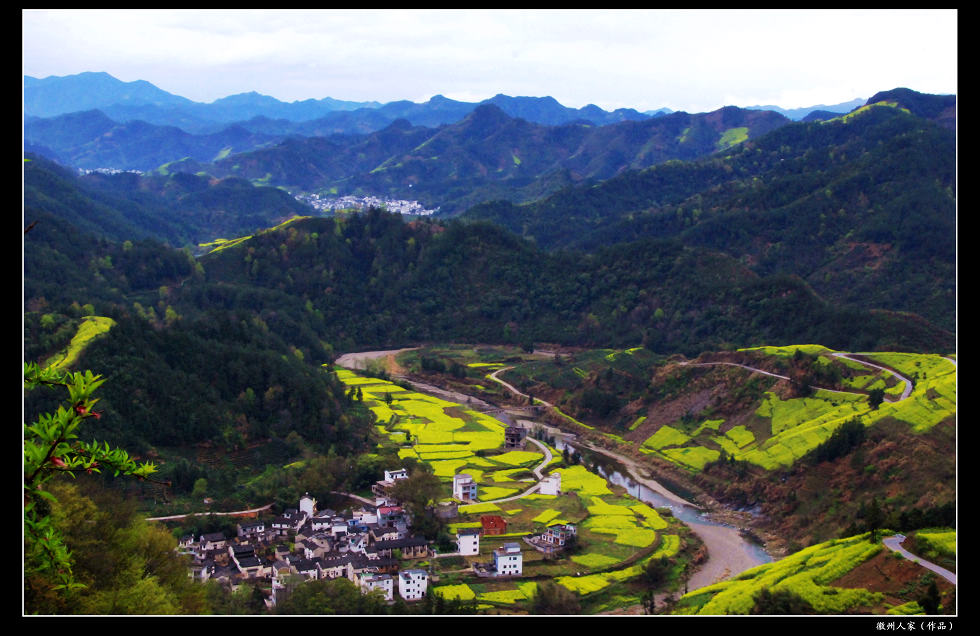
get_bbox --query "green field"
[640,347,955,472]
[42,315,117,373]
[335,365,688,611]
[673,534,888,615]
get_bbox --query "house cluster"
[177,487,432,609]
[455,514,526,579]
[294,192,438,216]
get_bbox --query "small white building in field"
[456,527,481,556]
[492,543,523,576]
[452,473,478,501]
[539,472,561,496]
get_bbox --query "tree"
[643,555,672,588]
[390,467,444,539]
[868,387,885,410]
[751,587,816,614]
[919,579,941,615]
[24,363,159,597]
[530,580,581,614]
[276,577,388,615]
[865,496,885,543]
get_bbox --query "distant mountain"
[23,72,677,135]
[24,153,312,246]
[24,71,193,118]
[483,94,648,126]
[23,72,381,133]
[24,109,286,171]
[745,98,866,120]
[192,103,790,214]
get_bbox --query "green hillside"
[418,343,954,551]
[464,101,955,331]
[673,532,954,615]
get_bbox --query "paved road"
[883,535,956,584]
[682,352,917,403]
[830,353,914,401]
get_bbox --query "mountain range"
[25,71,862,134]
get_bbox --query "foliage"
[25,481,207,614]
[805,417,866,464]
[642,556,673,588]
[24,362,158,597]
[463,105,955,332]
[530,579,581,614]
[275,577,389,615]
[751,587,816,615]
[918,580,941,615]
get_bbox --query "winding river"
[334,348,772,592]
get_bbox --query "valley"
[23,74,955,617]
[324,343,955,614]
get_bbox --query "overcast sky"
[23,9,957,114]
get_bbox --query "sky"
[23,9,957,114]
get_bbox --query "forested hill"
[188,210,951,356]
[24,186,953,472]
[163,103,790,215]
[463,102,956,332]
[24,153,311,246]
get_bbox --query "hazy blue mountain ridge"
[25,71,854,135]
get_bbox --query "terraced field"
[332,366,690,611]
[672,531,955,615]
[636,347,956,472]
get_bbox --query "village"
[293,192,438,216]
[176,456,576,610]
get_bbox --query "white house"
[398,569,429,601]
[237,521,266,539]
[539,472,562,496]
[384,468,409,482]
[373,468,411,504]
[299,492,317,518]
[492,543,523,576]
[456,527,480,556]
[452,473,478,502]
[199,532,227,552]
[358,570,393,601]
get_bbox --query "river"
[335,348,772,592]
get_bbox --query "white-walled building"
[398,569,429,601]
[492,543,523,576]
[539,471,562,496]
[452,473,478,502]
[299,492,316,518]
[456,527,481,555]
[358,570,393,601]
[385,468,409,482]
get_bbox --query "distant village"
[175,465,575,610]
[294,192,438,216]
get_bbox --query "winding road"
[681,352,915,403]
[883,535,956,584]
